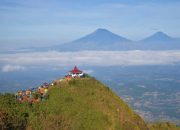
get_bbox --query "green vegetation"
[148,122,180,130]
[0,78,179,130]
[0,93,29,129]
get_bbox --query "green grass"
[0,78,179,130]
[28,78,149,130]
[148,122,180,130]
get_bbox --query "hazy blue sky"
[0,0,180,47]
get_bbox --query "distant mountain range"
[27,28,180,52]
[138,31,180,50]
[52,28,134,51]
[51,28,180,51]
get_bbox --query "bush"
[0,109,8,129]
[0,94,29,130]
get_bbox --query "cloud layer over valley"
[1,50,180,72]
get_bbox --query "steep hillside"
[31,78,147,130]
[0,78,180,130]
[148,122,180,130]
[43,78,148,130]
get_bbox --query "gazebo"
[69,66,84,78]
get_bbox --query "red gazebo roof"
[70,66,82,74]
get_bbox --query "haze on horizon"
[0,0,180,48]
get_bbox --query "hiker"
[22,90,26,97]
[26,89,32,98]
[15,92,18,100]
[22,90,28,101]
[43,82,49,88]
[31,88,37,95]
[18,91,26,102]
[44,87,48,94]
[18,90,22,96]
[43,87,48,100]
[39,86,45,95]
[39,86,45,101]
[17,91,23,101]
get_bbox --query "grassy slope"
[148,122,180,130]
[0,78,180,130]
[30,78,148,130]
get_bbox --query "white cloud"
[0,50,180,67]
[83,70,94,74]
[1,64,26,72]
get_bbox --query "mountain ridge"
[52,28,180,51]
[11,28,180,53]
[0,77,180,130]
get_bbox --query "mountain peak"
[155,31,165,34]
[94,28,111,33]
[73,28,131,44]
[0,78,149,130]
[142,31,173,42]
[154,31,169,37]
[91,28,120,37]
[53,28,132,51]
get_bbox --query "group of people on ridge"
[15,82,49,104]
[14,66,85,104]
